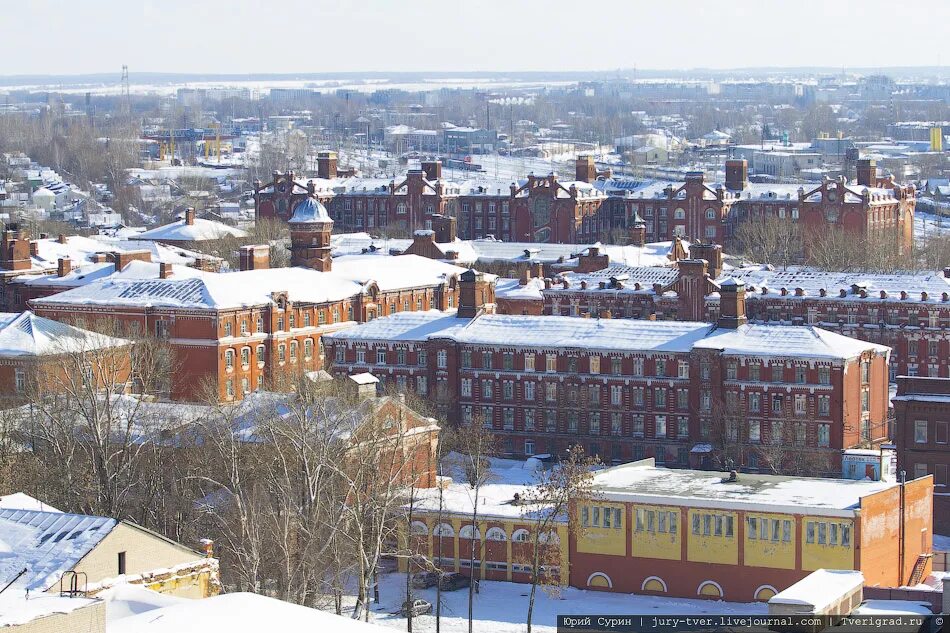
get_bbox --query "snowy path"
[364,572,766,633]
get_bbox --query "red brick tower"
[289,183,334,272]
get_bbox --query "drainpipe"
[899,469,906,586]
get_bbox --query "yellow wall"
[744,513,796,570]
[630,504,680,561]
[686,509,738,565]
[400,513,570,586]
[801,516,854,571]
[576,502,626,556]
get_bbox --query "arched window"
[224,322,232,337]
[674,208,685,220]
[225,349,235,369]
[705,207,717,220]
[256,345,266,366]
[409,521,429,536]
[240,347,250,368]
[289,341,298,362]
[459,525,481,540]
[642,576,667,593]
[587,572,612,589]
[754,585,777,601]
[397,202,407,215]
[697,580,723,598]
[304,339,313,359]
[512,529,530,542]
[433,523,454,537]
[486,527,507,541]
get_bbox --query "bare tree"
[733,215,803,270]
[517,446,598,633]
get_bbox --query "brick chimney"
[577,246,609,273]
[519,267,532,286]
[718,278,748,329]
[676,259,709,322]
[184,208,196,226]
[457,269,495,319]
[575,155,596,183]
[689,242,723,279]
[113,250,153,271]
[239,245,270,271]
[57,234,67,244]
[159,262,173,279]
[29,241,39,257]
[421,160,442,181]
[532,262,544,279]
[856,158,877,187]
[2,230,31,271]
[316,151,337,180]
[57,257,71,277]
[431,214,457,243]
[725,159,748,191]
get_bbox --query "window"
[524,381,536,401]
[461,378,472,397]
[915,420,928,444]
[418,350,427,366]
[288,314,295,329]
[224,322,232,337]
[503,380,514,400]
[546,354,557,372]
[226,379,234,398]
[482,351,493,369]
[677,389,689,410]
[155,320,170,339]
[289,342,298,362]
[461,350,472,368]
[915,463,929,479]
[240,347,250,368]
[225,349,235,370]
[377,349,386,364]
[276,317,284,332]
[749,392,761,413]
[611,358,622,375]
[654,388,667,408]
[655,415,667,438]
[861,360,870,383]
[397,349,406,365]
[304,339,313,359]
[545,383,557,402]
[278,344,286,363]
[417,376,428,395]
[632,414,644,437]
[771,364,784,382]
[818,395,830,417]
[749,420,760,443]
[590,356,600,374]
[524,354,535,372]
[436,349,447,368]
[481,379,493,399]
[589,412,601,435]
[795,366,807,384]
[117,551,127,575]
[655,359,666,377]
[818,424,830,448]
[748,364,760,381]
[525,440,535,456]
[726,361,737,380]
[795,394,807,416]
[633,358,644,376]
[14,368,25,393]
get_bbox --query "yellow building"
[400,478,569,586]
[570,459,933,601]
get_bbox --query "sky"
[5,0,948,76]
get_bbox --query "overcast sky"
[7,0,948,76]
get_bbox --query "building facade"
[894,376,950,533]
[325,279,891,475]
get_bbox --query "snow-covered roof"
[727,268,950,304]
[33,255,467,311]
[288,196,331,224]
[0,508,117,591]
[109,591,392,632]
[769,569,864,611]
[694,323,890,360]
[592,462,895,517]
[12,260,209,289]
[135,217,248,242]
[0,492,62,513]
[329,311,886,360]
[495,277,545,301]
[0,311,128,357]
[0,593,99,628]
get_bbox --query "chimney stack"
[457,269,495,318]
[316,151,337,180]
[688,243,723,279]
[57,234,67,244]
[575,155,596,183]
[239,245,270,271]
[159,262,173,279]
[57,257,71,277]
[184,208,196,226]
[725,159,748,191]
[421,160,442,181]
[718,278,748,329]
[856,158,877,187]
[431,214,457,243]
[29,241,39,257]
[519,267,532,286]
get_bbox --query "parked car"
[439,572,475,592]
[410,571,439,589]
[400,599,433,617]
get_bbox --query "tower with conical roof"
[289,182,334,272]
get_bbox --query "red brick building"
[893,376,950,533]
[587,158,915,253]
[539,249,950,379]
[31,196,472,402]
[325,278,891,475]
[254,156,608,243]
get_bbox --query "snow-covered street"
[363,573,766,633]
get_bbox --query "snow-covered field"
[915,210,950,240]
[364,572,766,633]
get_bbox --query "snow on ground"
[915,210,950,240]
[851,599,932,616]
[364,573,766,633]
